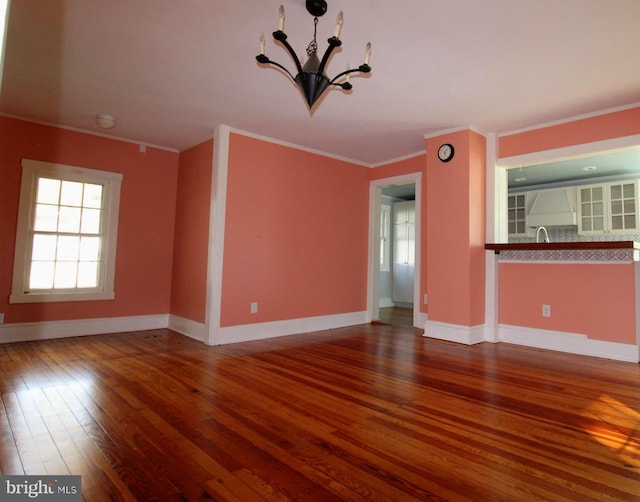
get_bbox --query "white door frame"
[367,172,423,328]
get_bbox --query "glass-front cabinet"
[508,193,527,236]
[578,180,639,235]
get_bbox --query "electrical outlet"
[424,294,428,304]
[250,302,258,314]
[542,304,551,317]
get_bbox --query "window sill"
[9,291,115,304]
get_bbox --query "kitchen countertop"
[485,241,640,252]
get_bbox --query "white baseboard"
[168,315,207,342]
[499,324,639,362]
[423,320,485,345]
[379,297,394,308]
[0,314,169,344]
[217,311,368,345]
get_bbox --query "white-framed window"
[380,204,391,272]
[10,159,122,303]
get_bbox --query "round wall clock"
[438,143,455,162]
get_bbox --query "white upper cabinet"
[508,193,528,236]
[578,180,639,235]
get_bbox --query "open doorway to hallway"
[376,183,416,328]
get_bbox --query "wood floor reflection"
[1,325,639,500]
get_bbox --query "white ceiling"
[1,0,640,165]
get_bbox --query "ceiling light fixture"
[582,166,597,171]
[256,1,372,109]
[95,114,116,129]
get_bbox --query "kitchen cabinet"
[508,193,528,236]
[392,201,415,305]
[578,180,639,235]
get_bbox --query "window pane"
[610,185,622,200]
[582,203,591,217]
[582,218,592,231]
[54,262,78,288]
[58,206,82,233]
[77,262,99,288]
[623,183,635,198]
[32,234,57,261]
[625,215,636,229]
[611,200,622,215]
[593,202,603,216]
[81,208,102,234]
[36,178,60,204]
[60,181,83,206]
[30,261,55,289]
[57,236,80,261]
[581,188,591,202]
[593,187,603,200]
[79,236,101,261]
[34,204,59,231]
[593,217,604,231]
[624,199,635,214]
[83,183,103,209]
[612,215,623,230]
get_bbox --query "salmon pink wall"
[171,139,213,323]
[499,263,635,344]
[371,154,427,314]
[0,116,179,323]
[221,133,370,327]
[499,106,640,158]
[426,130,486,326]
[370,154,424,181]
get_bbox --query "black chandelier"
[256,0,372,108]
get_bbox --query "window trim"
[10,159,123,304]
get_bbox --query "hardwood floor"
[377,307,413,327]
[1,324,639,501]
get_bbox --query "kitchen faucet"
[536,226,550,243]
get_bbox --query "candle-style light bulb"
[259,33,265,55]
[364,42,372,66]
[277,5,285,31]
[334,11,344,39]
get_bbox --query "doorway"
[368,173,422,328]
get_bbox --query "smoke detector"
[95,114,116,129]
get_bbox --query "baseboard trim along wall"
[168,315,207,342]
[378,298,394,308]
[0,314,170,344]
[2,313,634,363]
[217,311,369,345]
[423,320,485,345]
[498,324,638,363]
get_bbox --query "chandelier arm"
[329,65,371,85]
[316,37,341,77]
[272,31,304,76]
[256,55,297,82]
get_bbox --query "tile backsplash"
[510,227,640,243]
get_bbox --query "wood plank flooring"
[377,307,413,327]
[1,324,639,501]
